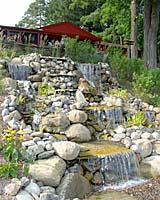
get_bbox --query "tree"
[144,0,160,69]
[131,0,138,58]
[16,0,48,28]
[46,0,83,26]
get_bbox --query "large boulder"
[140,155,160,178]
[67,109,87,123]
[56,173,92,199]
[65,123,91,142]
[153,141,160,154]
[52,141,80,160]
[132,139,152,158]
[1,77,17,91]
[29,156,66,187]
[41,113,70,132]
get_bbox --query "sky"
[0,0,35,26]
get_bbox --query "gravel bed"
[124,176,160,200]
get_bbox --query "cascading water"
[77,63,102,89]
[89,107,124,130]
[8,64,33,80]
[84,151,146,190]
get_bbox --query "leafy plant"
[18,95,25,104]
[0,163,19,178]
[125,112,146,127]
[64,36,105,63]
[0,128,25,178]
[133,69,160,106]
[108,48,144,88]
[107,88,129,99]
[37,83,56,96]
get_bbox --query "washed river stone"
[65,123,91,142]
[29,156,66,187]
[52,141,80,160]
[67,109,88,123]
[56,173,91,199]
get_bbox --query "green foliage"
[107,88,129,99]
[0,128,26,178]
[64,36,104,63]
[0,163,19,178]
[108,48,144,87]
[125,112,146,127]
[18,95,25,104]
[133,69,160,106]
[38,83,56,96]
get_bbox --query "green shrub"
[108,48,144,87]
[64,36,105,63]
[133,69,160,106]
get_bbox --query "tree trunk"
[144,0,160,69]
[131,0,138,58]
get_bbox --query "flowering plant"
[1,127,24,162]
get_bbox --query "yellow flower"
[11,130,16,134]
[2,135,6,140]
[19,129,24,134]
[19,135,24,141]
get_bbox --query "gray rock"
[29,156,66,187]
[67,109,87,123]
[22,140,36,147]
[31,131,44,137]
[41,113,70,132]
[132,139,152,158]
[20,177,30,187]
[140,155,160,178]
[37,141,46,147]
[122,137,132,148]
[65,123,91,142]
[10,57,22,65]
[52,141,80,160]
[75,90,89,109]
[40,193,59,200]
[4,180,21,196]
[10,110,22,120]
[153,141,160,154]
[3,115,11,123]
[141,132,151,139]
[25,182,41,196]
[131,131,141,140]
[56,173,91,199]
[38,150,55,159]
[112,133,126,142]
[27,144,44,157]
[2,108,9,117]
[114,126,126,134]
[16,190,34,200]
[40,186,55,194]
[152,132,160,140]
[45,143,53,151]
[1,77,17,91]
[8,106,15,112]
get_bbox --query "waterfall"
[8,64,33,80]
[89,107,124,130]
[85,151,145,189]
[77,63,102,88]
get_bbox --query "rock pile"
[1,53,160,199]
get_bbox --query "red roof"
[41,22,101,42]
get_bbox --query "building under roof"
[40,21,101,43]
